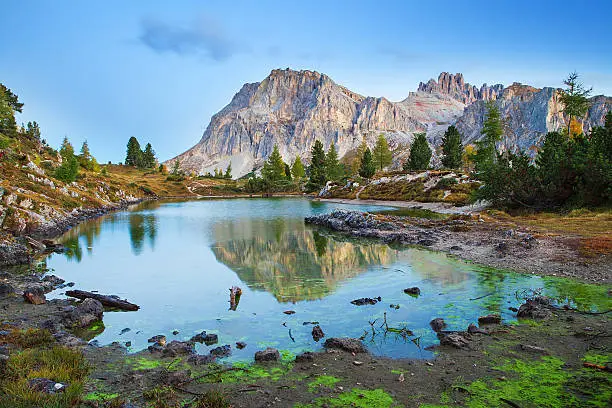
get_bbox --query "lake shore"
[316,197,488,214]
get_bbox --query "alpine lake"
[41,198,611,362]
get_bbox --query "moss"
[296,388,398,408]
[307,375,341,392]
[583,352,611,366]
[83,391,119,401]
[201,361,297,384]
[125,357,163,371]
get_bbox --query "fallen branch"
[65,290,139,311]
[583,362,612,372]
[469,292,495,301]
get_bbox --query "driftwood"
[65,290,140,311]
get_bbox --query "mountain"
[169,69,611,178]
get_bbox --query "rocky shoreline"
[305,209,611,283]
[0,198,144,267]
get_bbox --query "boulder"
[254,347,280,362]
[295,351,315,363]
[438,332,470,348]
[210,345,231,358]
[147,335,167,346]
[323,338,367,353]
[351,297,381,306]
[312,325,325,342]
[23,286,46,305]
[27,378,68,394]
[404,287,421,296]
[429,318,446,333]
[66,299,103,328]
[236,341,247,349]
[162,341,195,357]
[477,314,501,325]
[517,297,552,320]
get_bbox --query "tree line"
[125,136,157,169]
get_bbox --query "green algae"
[125,357,163,370]
[83,392,119,401]
[296,388,398,408]
[200,360,298,384]
[307,375,341,392]
[583,352,611,366]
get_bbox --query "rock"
[160,369,191,386]
[204,333,218,345]
[189,331,207,343]
[163,341,195,357]
[119,328,131,335]
[125,341,131,347]
[467,323,488,335]
[25,237,46,251]
[0,283,15,297]
[254,347,280,362]
[450,245,462,251]
[28,378,68,394]
[66,298,103,328]
[188,354,216,366]
[236,341,247,349]
[312,325,325,342]
[519,344,548,354]
[148,335,167,346]
[54,331,86,348]
[23,286,46,305]
[210,345,231,358]
[323,338,367,353]
[42,275,65,287]
[353,361,364,366]
[148,343,164,354]
[295,351,314,363]
[478,314,501,325]
[437,332,470,349]
[350,297,381,306]
[283,310,296,315]
[517,296,552,319]
[429,318,446,333]
[172,330,180,335]
[403,287,421,296]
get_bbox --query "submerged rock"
[403,287,421,296]
[351,297,381,306]
[323,338,367,353]
[312,325,325,342]
[210,345,232,358]
[254,347,280,362]
[429,318,446,333]
[236,341,247,349]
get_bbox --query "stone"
[23,286,46,305]
[160,369,191,386]
[188,354,216,366]
[254,347,280,362]
[148,335,167,346]
[162,341,195,357]
[236,341,247,349]
[42,275,65,287]
[467,323,488,335]
[295,351,314,363]
[66,298,103,328]
[350,297,381,306]
[437,332,470,349]
[403,287,421,296]
[312,325,325,342]
[28,378,68,394]
[323,338,367,354]
[204,333,218,345]
[283,310,296,315]
[478,314,501,325]
[210,345,231,358]
[0,283,14,297]
[517,297,552,320]
[429,318,446,333]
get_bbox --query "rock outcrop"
[169,69,611,177]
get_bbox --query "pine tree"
[225,163,232,179]
[559,72,591,137]
[474,102,503,175]
[535,131,572,203]
[262,144,286,182]
[125,137,142,167]
[441,125,464,169]
[78,140,94,170]
[284,163,292,180]
[0,85,19,138]
[326,142,343,181]
[372,134,393,171]
[291,156,305,179]
[55,137,79,182]
[405,133,432,170]
[307,140,327,191]
[25,121,41,140]
[172,159,181,175]
[142,143,156,168]
[359,148,376,178]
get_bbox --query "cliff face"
[170,69,611,177]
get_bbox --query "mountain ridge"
[169,69,611,178]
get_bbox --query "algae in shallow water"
[307,375,341,392]
[296,388,397,408]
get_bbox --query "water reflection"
[212,219,398,302]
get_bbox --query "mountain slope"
[170,70,611,178]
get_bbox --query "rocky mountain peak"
[418,72,503,104]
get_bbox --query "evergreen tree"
[358,148,376,178]
[142,143,157,168]
[307,140,327,191]
[25,121,41,140]
[474,102,503,175]
[262,144,286,182]
[225,163,232,179]
[441,125,464,169]
[0,85,19,138]
[405,133,432,170]
[172,159,181,175]
[372,134,393,171]
[559,72,591,137]
[535,131,572,203]
[291,156,305,179]
[78,140,94,170]
[284,163,292,180]
[326,142,343,181]
[125,137,142,167]
[55,137,79,182]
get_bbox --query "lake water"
[43,198,611,361]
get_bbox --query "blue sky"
[1,0,611,163]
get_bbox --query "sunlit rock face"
[211,219,397,302]
[169,69,611,177]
